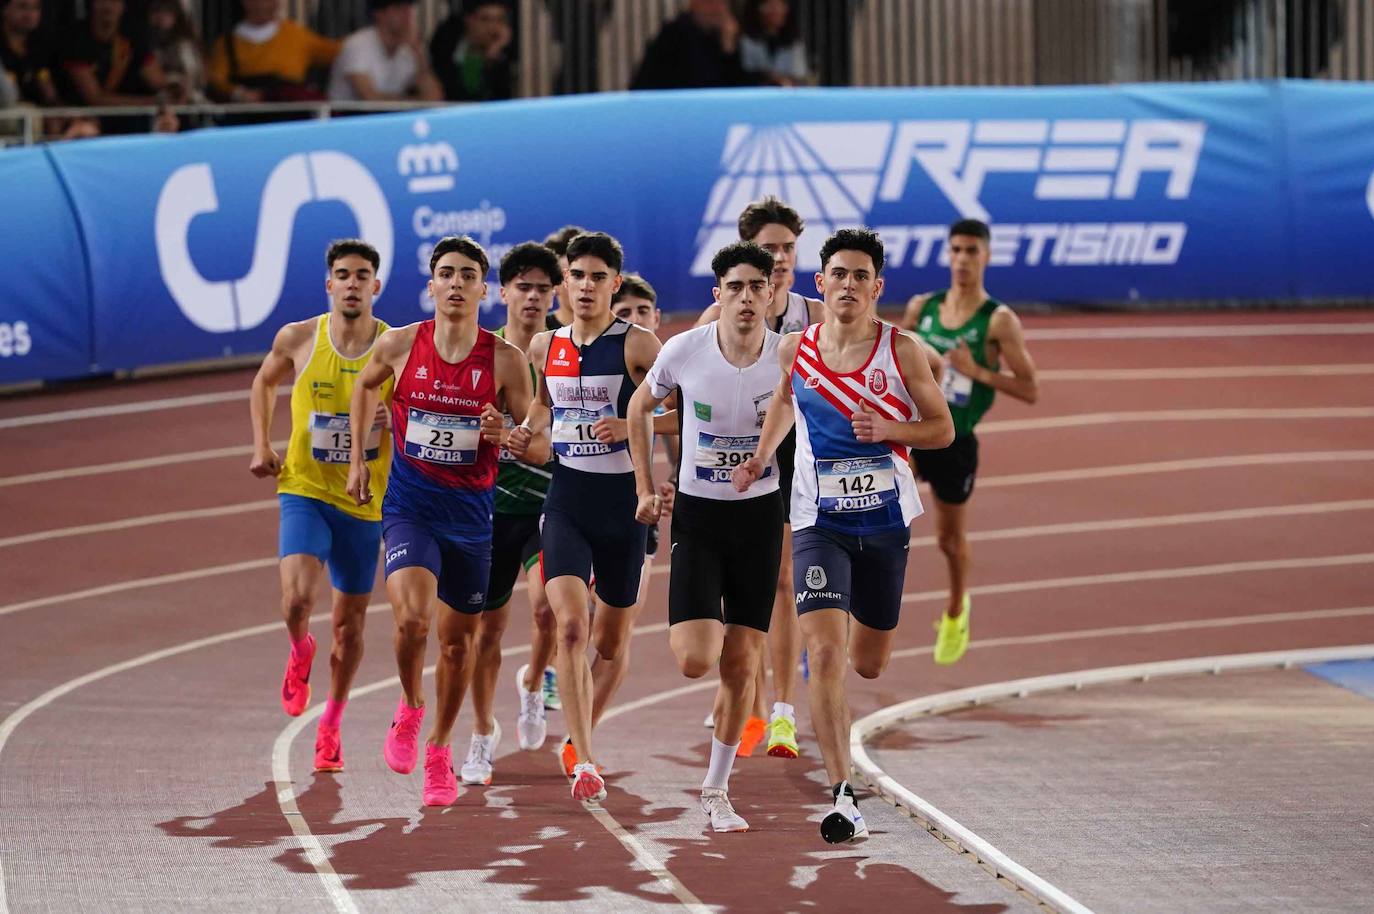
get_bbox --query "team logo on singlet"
[805,565,827,590]
[470,368,482,387]
[867,368,888,395]
[804,375,821,390]
[415,365,429,380]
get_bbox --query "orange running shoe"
[559,736,578,778]
[736,716,767,757]
[280,634,315,717]
[314,723,343,773]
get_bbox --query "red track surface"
[2,310,1372,912]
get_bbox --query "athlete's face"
[3,0,42,35]
[817,249,884,323]
[611,295,660,332]
[501,267,554,329]
[325,254,379,320]
[948,234,989,289]
[563,255,622,321]
[428,251,487,322]
[713,264,772,334]
[750,222,798,300]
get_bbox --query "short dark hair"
[368,0,415,12]
[428,235,489,275]
[738,195,804,241]
[613,273,657,305]
[326,239,380,272]
[565,231,624,274]
[499,241,562,286]
[543,224,586,258]
[949,218,991,242]
[711,241,774,281]
[819,228,885,275]
[462,0,507,16]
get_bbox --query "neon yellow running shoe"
[766,715,799,759]
[933,594,971,666]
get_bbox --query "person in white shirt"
[328,0,440,102]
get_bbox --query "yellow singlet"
[277,314,393,520]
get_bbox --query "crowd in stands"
[1,0,811,141]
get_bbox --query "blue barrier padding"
[1306,659,1374,701]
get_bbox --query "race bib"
[309,412,381,464]
[941,366,973,407]
[817,455,897,514]
[552,405,625,458]
[497,413,517,463]
[403,408,480,465]
[694,432,771,484]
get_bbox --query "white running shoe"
[571,761,606,803]
[459,721,501,786]
[515,664,547,750]
[820,783,868,844]
[701,788,748,833]
[703,711,715,728]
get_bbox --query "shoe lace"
[465,735,489,768]
[521,689,544,717]
[396,706,422,743]
[425,749,451,780]
[317,728,340,756]
[702,790,735,818]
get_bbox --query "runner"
[629,241,784,833]
[697,196,819,759]
[249,239,392,774]
[345,234,535,807]
[543,224,588,327]
[900,219,1040,665]
[525,231,665,803]
[458,241,561,788]
[733,228,953,843]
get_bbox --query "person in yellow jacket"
[249,239,393,773]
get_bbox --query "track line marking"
[1039,364,1374,381]
[0,387,286,430]
[0,559,278,617]
[980,407,1374,434]
[978,450,1374,488]
[0,501,276,548]
[850,644,1374,914]
[0,443,279,489]
[1025,322,1374,340]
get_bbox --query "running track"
[2,310,1372,913]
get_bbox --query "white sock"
[702,736,738,791]
[772,702,795,722]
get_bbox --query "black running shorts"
[541,465,647,609]
[484,512,541,610]
[668,490,784,633]
[910,433,979,506]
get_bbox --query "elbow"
[1021,382,1040,406]
[934,418,955,449]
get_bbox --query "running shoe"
[515,664,548,750]
[766,714,799,759]
[460,721,502,786]
[702,711,715,728]
[422,744,459,806]
[820,782,868,844]
[736,716,767,757]
[559,735,578,778]
[933,594,972,666]
[542,666,562,711]
[384,697,425,774]
[280,633,316,717]
[701,788,749,833]
[314,723,344,773]
[571,761,606,803]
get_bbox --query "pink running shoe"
[315,724,343,773]
[384,698,425,774]
[280,634,316,717]
[571,762,606,803]
[422,744,459,806]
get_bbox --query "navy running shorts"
[381,517,492,614]
[541,465,647,608]
[792,525,911,631]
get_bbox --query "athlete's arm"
[628,383,671,523]
[900,292,933,331]
[901,329,945,384]
[593,325,663,444]
[346,327,408,505]
[248,321,311,478]
[732,333,799,492]
[951,306,1039,404]
[694,302,723,328]
[851,333,954,450]
[488,336,534,451]
[509,330,553,460]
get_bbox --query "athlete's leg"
[327,589,371,703]
[932,497,970,617]
[715,625,766,747]
[523,560,557,693]
[429,602,483,747]
[547,574,597,762]
[767,524,801,706]
[669,619,724,679]
[386,566,439,709]
[799,608,851,785]
[469,603,510,735]
[848,622,898,681]
[280,554,326,642]
[589,595,640,728]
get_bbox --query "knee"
[557,617,587,653]
[439,630,473,666]
[937,530,966,557]
[332,618,364,654]
[476,620,507,655]
[853,656,887,680]
[396,607,430,643]
[676,652,713,679]
[806,641,846,678]
[595,629,626,663]
[283,588,313,618]
[717,652,755,687]
[532,601,556,634]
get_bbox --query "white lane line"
[0,443,279,489]
[1025,323,1374,340]
[1039,364,1374,381]
[899,552,1374,606]
[0,387,286,430]
[850,644,1374,914]
[0,501,276,548]
[0,559,278,618]
[978,449,1374,488]
[980,407,1374,434]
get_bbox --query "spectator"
[429,0,514,102]
[328,0,441,102]
[207,0,339,103]
[57,0,165,106]
[739,0,807,86]
[0,0,58,107]
[146,0,204,102]
[1,57,17,109]
[630,0,748,90]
